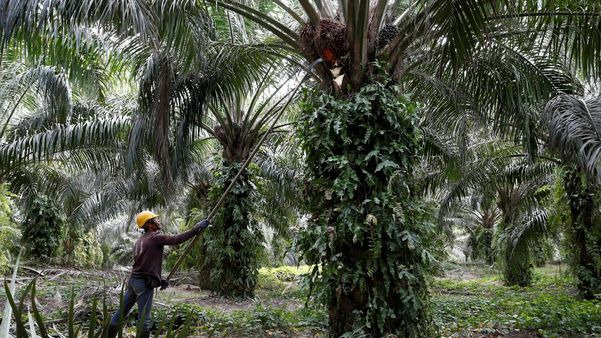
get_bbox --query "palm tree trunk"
[497,190,534,287]
[152,56,173,184]
[197,161,263,298]
[564,168,601,299]
[502,237,533,287]
[298,78,433,336]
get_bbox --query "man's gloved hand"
[194,219,210,233]
[160,279,169,290]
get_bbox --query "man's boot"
[107,325,119,338]
[139,330,151,338]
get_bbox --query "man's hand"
[194,219,210,233]
[160,279,169,290]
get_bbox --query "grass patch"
[256,265,311,299]
[150,302,326,336]
[144,266,325,336]
[433,265,601,336]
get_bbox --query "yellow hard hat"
[136,211,158,228]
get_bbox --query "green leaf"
[375,160,399,172]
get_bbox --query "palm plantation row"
[2,0,601,336]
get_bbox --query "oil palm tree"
[119,24,299,293]
[544,94,601,299]
[443,196,500,265]
[219,1,601,334]
[0,42,144,262]
[494,163,552,286]
[112,5,303,296]
[432,137,556,286]
[467,203,500,265]
[1,50,300,284]
[4,46,303,296]
[169,70,300,297]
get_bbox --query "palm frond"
[409,37,583,158]
[0,64,72,138]
[545,94,601,179]
[509,208,548,252]
[0,116,130,173]
[217,0,300,48]
[492,1,601,79]
[1,0,158,54]
[7,26,127,100]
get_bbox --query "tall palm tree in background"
[494,161,553,286]
[468,203,500,265]
[0,41,132,261]
[429,137,555,286]
[454,195,500,265]
[222,0,601,335]
[183,71,300,297]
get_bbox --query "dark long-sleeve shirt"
[131,228,198,282]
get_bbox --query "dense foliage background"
[2,0,601,336]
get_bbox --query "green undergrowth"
[149,303,326,336]
[147,266,323,335]
[5,264,601,336]
[438,260,498,279]
[433,266,601,336]
[256,265,311,299]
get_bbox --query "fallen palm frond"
[1,249,22,337]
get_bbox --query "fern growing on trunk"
[197,162,264,297]
[563,168,601,299]
[297,67,436,337]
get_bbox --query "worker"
[107,211,210,338]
